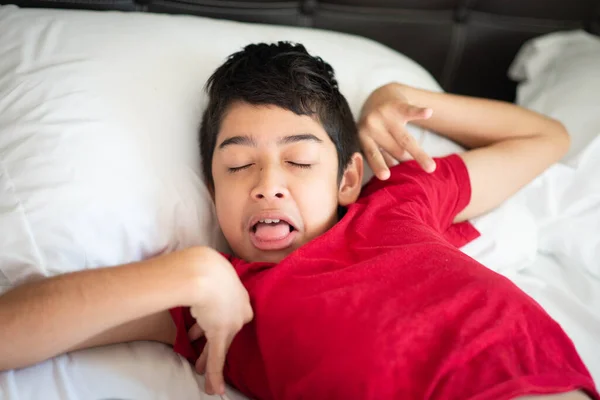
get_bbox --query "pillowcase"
[0,5,472,292]
[508,30,600,167]
[0,5,533,294]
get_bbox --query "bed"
[0,1,599,399]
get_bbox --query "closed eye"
[288,162,312,169]
[228,164,253,173]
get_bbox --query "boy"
[0,42,597,400]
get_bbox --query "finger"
[188,323,204,342]
[360,112,405,154]
[383,109,436,173]
[362,111,412,164]
[401,135,436,173]
[398,104,433,122]
[397,150,414,162]
[359,134,389,180]
[195,345,209,375]
[205,335,229,396]
[359,114,394,179]
[381,149,399,168]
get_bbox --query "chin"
[235,232,303,263]
[231,243,298,264]
[249,249,293,264]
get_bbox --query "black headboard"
[3,0,599,102]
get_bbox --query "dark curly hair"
[199,41,360,190]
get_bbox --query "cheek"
[293,169,340,225]
[214,184,245,233]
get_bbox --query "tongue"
[254,222,290,241]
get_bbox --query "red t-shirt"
[170,155,598,400]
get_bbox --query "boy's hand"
[358,83,436,180]
[186,249,253,396]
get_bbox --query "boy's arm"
[0,246,252,397]
[359,83,570,222]
[0,248,200,371]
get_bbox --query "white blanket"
[508,135,600,383]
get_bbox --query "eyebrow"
[218,134,323,150]
[277,134,323,145]
[218,135,257,150]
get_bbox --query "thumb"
[188,323,204,342]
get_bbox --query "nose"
[250,166,288,201]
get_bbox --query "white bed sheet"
[508,254,600,384]
[506,138,600,384]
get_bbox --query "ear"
[338,152,364,206]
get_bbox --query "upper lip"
[247,210,298,231]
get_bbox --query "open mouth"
[250,218,298,251]
[251,219,295,234]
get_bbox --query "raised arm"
[0,246,252,396]
[358,83,570,222]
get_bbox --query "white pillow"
[0,5,472,292]
[0,5,532,293]
[508,30,600,167]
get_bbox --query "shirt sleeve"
[361,153,479,247]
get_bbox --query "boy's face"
[211,102,363,263]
